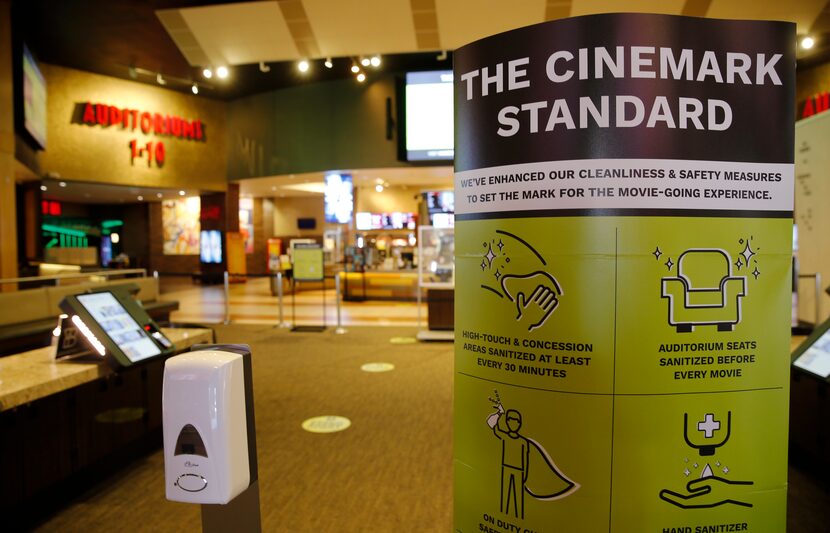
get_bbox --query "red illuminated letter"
[82,103,95,124]
[140,112,152,134]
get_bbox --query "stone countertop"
[0,327,212,412]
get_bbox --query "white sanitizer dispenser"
[163,345,257,505]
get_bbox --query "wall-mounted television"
[324,173,353,224]
[398,71,453,162]
[200,230,222,264]
[423,191,454,227]
[22,44,47,149]
[298,218,317,230]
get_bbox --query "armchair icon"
[661,249,747,333]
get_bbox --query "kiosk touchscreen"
[792,316,830,379]
[59,289,173,367]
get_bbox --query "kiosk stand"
[163,344,261,532]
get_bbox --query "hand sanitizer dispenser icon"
[163,345,258,505]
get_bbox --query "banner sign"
[453,14,794,532]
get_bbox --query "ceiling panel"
[707,0,825,33]
[303,0,418,57]
[570,0,686,17]
[436,0,547,50]
[180,1,299,65]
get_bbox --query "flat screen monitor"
[76,292,162,363]
[355,212,417,231]
[402,71,453,162]
[298,217,317,230]
[22,44,47,149]
[324,173,353,224]
[793,316,830,379]
[200,230,222,264]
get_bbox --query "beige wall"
[272,196,324,237]
[39,64,227,191]
[0,0,17,283]
[355,186,419,214]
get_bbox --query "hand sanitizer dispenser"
[163,345,258,505]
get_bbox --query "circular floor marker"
[390,336,416,344]
[302,415,352,433]
[361,362,395,373]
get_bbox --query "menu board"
[355,212,417,231]
[77,292,161,362]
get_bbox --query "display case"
[418,225,454,288]
[417,226,454,337]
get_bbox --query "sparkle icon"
[752,267,760,280]
[497,239,505,252]
[494,270,502,281]
[484,245,496,268]
[684,468,691,477]
[735,257,743,270]
[653,246,662,260]
[723,466,730,474]
[665,257,674,271]
[480,259,487,271]
[741,240,756,264]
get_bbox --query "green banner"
[453,14,794,533]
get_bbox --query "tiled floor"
[162,275,428,327]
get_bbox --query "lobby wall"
[227,76,404,179]
[37,64,227,192]
[272,196,324,237]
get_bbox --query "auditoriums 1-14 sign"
[453,14,794,533]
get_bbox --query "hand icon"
[659,475,753,509]
[500,271,562,332]
[516,284,559,332]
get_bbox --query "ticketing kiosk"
[790,318,830,474]
[57,285,173,366]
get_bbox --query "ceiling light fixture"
[370,55,381,68]
[156,192,163,199]
[802,36,815,50]
[360,57,370,67]
[216,66,229,79]
[191,83,199,95]
[59,181,67,188]
[203,67,213,79]
[351,64,360,74]
[324,58,333,69]
[156,73,166,85]
[357,72,366,83]
[40,185,47,191]
[259,61,271,73]
[437,50,448,61]
[375,184,384,192]
[178,190,186,196]
[298,59,310,73]
[137,195,144,201]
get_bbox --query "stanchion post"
[223,271,231,325]
[277,271,290,328]
[335,272,346,334]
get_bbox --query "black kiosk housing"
[58,285,173,367]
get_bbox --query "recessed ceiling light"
[156,73,166,85]
[370,55,381,67]
[216,66,229,79]
[40,185,47,191]
[298,60,310,73]
[157,192,163,198]
[324,58,333,69]
[351,64,360,74]
[137,195,144,201]
[203,68,213,79]
[59,181,67,187]
[360,57,370,67]
[802,36,815,50]
[357,73,366,83]
[259,61,270,73]
[179,190,186,196]
[375,184,384,192]
[191,84,199,95]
